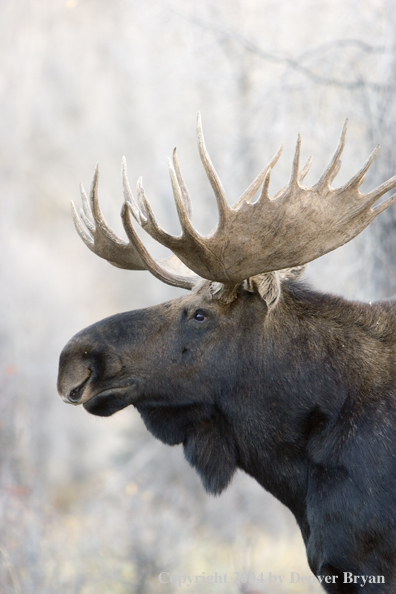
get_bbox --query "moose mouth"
[82,379,141,417]
[82,383,140,417]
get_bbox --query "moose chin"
[58,114,396,593]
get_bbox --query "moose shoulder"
[57,115,396,593]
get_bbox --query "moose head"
[58,115,396,592]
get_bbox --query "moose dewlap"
[58,115,396,593]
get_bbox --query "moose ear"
[245,272,281,311]
[209,281,239,304]
[278,264,307,282]
[245,265,306,311]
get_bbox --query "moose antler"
[71,165,199,289]
[72,113,396,295]
[126,113,396,285]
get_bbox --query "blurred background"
[1,0,396,592]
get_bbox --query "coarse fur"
[58,279,396,593]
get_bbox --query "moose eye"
[193,310,207,322]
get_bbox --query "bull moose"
[58,114,396,593]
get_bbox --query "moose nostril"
[68,372,91,403]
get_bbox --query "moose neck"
[226,281,396,534]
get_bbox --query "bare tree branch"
[163,4,393,91]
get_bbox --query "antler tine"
[233,144,284,209]
[342,144,380,192]
[167,158,200,241]
[136,177,148,222]
[122,157,146,225]
[298,156,313,183]
[316,118,348,188]
[80,183,92,218]
[258,167,272,202]
[71,199,95,246]
[129,177,181,251]
[173,148,193,219]
[71,165,149,270]
[88,164,102,222]
[268,153,318,196]
[83,165,128,247]
[79,183,95,233]
[328,159,342,186]
[365,174,396,210]
[196,111,229,229]
[85,165,132,248]
[288,134,301,187]
[372,192,396,216]
[120,203,198,289]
